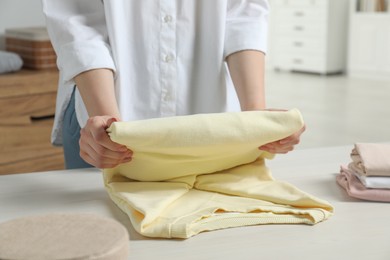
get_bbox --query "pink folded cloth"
[336,166,390,202]
[350,143,390,176]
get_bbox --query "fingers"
[259,125,306,154]
[79,116,133,168]
[259,142,294,154]
[80,143,132,168]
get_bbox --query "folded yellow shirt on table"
[104,109,333,238]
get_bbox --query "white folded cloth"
[0,51,23,74]
[349,163,390,189]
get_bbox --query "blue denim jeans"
[62,88,92,169]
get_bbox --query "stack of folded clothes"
[337,143,390,202]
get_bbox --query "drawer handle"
[293,42,304,47]
[294,26,304,31]
[294,11,305,17]
[292,59,303,64]
[30,115,55,121]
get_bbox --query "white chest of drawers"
[269,0,349,74]
[347,0,390,80]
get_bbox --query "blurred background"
[0,0,45,50]
[265,0,390,148]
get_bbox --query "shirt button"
[164,55,174,63]
[163,15,173,23]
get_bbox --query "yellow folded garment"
[104,109,333,238]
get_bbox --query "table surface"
[1,145,389,260]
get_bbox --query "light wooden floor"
[265,70,390,149]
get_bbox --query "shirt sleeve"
[42,0,116,83]
[224,0,269,59]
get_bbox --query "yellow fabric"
[103,109,333,238]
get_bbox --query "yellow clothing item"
[104,109,333,238]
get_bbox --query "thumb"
[105,117,119,129]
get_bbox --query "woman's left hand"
[259,124,306,154]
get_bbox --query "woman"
[42,0,304,169]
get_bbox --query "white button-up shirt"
[42,0,269,145]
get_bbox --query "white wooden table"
[1,146,389,260]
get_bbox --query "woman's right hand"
[79,116,133,168]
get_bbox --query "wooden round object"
[0,213,129,260]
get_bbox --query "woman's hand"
[259,124,306,154]
[79,116,133,168]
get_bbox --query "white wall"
[0,0,46,50]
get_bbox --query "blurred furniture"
[269,0,349,74]
[348,0,390,80]
[5,27,57,70]
[1,146,390,259]
[0,69,64,175]
[0,213,129,260]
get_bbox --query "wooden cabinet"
[347,0,390,80]
[269,0,349,74]
[0,69,64,174]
